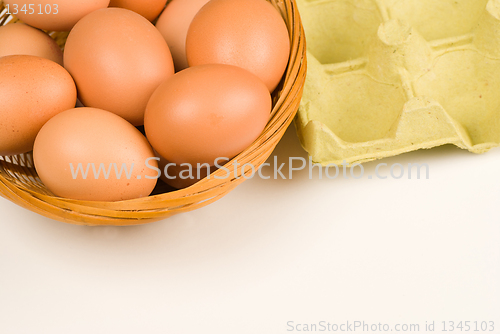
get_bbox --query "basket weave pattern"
[0,0,307,225]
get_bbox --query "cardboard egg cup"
[296,0,500,165]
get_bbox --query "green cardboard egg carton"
[295,0,500,165]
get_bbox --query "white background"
[1,127,499,334]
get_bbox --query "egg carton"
[295,0,500,165]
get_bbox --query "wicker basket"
[0,0,307,226]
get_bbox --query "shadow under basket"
[0,0,307,226]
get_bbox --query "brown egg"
[0,23,63,65]
[3,0,110,31]
[155,0,210,71]
[144,64,271,166]
[64,8,175,126]
[108,0,167,21]
[33,108,158,202]
[0,55,77,156]
[155,152,217,189]
[186,0,290,92]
